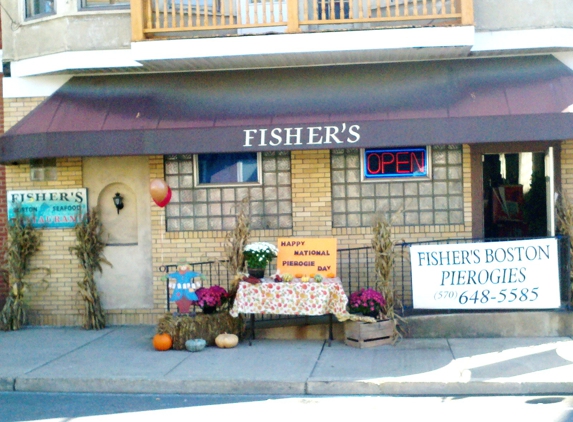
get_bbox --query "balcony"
[131,0,474,40]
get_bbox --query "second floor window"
[80,0,130,8]
[25,0,55,18]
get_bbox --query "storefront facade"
[2,55,573,325]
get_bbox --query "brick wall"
[561,141,573,196]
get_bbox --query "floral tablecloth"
[230,279,349,319]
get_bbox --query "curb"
[0,378,15,392]
[305,380,573,396]
[14,377,308,395]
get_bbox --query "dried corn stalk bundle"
[556,191,573,303]
[223,197,251,308]
[371,210,406,342]
[69,208,110,330]
[0,205,47,331]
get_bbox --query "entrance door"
[83,157,153,310]
[472,143,559,239]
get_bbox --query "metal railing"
[131,0,473,39]
[161,235,572,324]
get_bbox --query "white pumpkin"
[215,333,239,348]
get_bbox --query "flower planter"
[247,267,265,279]
[202,305,217,314]
[344,319,395,348]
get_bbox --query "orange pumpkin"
[295,273,303,278]
[153,333,173,351]
[327,272,335,278]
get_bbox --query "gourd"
[185,338,207,352]
[301,275,310,282]
[153,333,173,351]
[314,274,323,282]
[215,333,239,348]
[282,273,294,282]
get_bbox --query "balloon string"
[161,212,164,264]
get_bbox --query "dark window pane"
[198,153,258,184]
[26,0,54,18]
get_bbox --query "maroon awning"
[2,55,573,163]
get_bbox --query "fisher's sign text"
[243,124,360,148]
[410,238,560,310]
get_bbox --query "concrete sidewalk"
[1,325,573,396]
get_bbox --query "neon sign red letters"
[365,148,427,178]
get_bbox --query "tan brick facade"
[561,140,573,197]
[3,98,475,326]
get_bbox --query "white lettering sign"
[410,238,561,309]
[243,123,361,148]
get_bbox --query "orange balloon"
[154,187,172,208]
[150,179,169,202]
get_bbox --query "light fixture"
[113,193,124,214]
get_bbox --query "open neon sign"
[364,147,429,179]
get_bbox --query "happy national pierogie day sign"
[277,238,337,277]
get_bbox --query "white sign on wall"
[410,238,561,310]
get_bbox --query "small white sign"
[410,238,561,310]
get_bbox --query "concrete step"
[255,311,573,340]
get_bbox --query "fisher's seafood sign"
[410,238,561,309]
[8,189,88,228]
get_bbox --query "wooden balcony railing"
[131,0,473,40]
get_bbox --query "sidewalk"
[1,325,573,396]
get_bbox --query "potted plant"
[243,242,278,278]
[348,288,386,319]
[193,285,229,314]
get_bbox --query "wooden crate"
[344,319,395,348]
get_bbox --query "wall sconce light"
[113,193,124,214]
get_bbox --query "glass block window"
[331,145,464,227]
[165,151,292,231]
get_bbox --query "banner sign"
[410,238,561,309]
[8,189,88,229]
[277,237,337,277]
